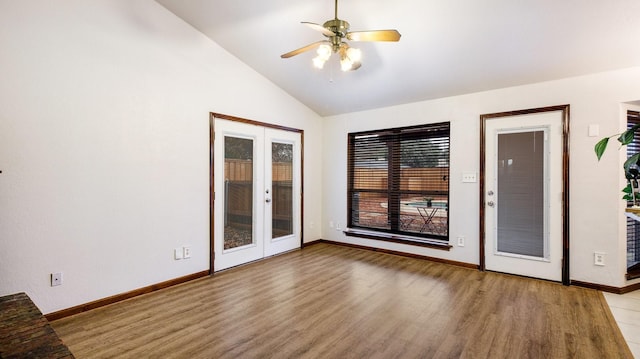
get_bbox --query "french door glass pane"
[497,131,544,257]
[224,136,254,250]
[272,142,293,238]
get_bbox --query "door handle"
[265,198,271,203]
[487,201,495,207]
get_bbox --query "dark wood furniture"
[0,292,74,358]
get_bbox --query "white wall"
[322,67,640,288]
[0,0,324,313]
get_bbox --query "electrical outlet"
[51,272,63,287]
[336,222,341,230]
[457,236,465,247]
[183,246,192,259]
[594,252,605,266]
[174,248,183,260]
[329,221,334,228]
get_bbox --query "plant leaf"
[623,183,634,201]
[618,124,640,145]
[618,129,635,145]
[594,137,609,161]
[624,153,640,174]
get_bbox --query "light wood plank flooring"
[605,290,640,358]
[51,243,633,358]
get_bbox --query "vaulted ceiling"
[156,0,640,116]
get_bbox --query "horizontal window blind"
[348,122,450,241]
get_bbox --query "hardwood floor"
[51,243,633,358]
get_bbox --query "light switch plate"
[462,172,477,183]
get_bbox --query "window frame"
[346,122,451,249]
[626,110,640,279]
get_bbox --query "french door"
[481,106,569,283]
[213,118,301,271]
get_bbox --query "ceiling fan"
[281,0,401,71]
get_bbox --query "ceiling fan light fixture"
[346,47,361,63]
[340,56,353,71]
[312,43,332,69]
[340,57,361,71]
[312,56,327,69]
[282,0,399,72]
[339,44,361,71]
[317,44,332,60]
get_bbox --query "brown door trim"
[479,105,570,285]
[209,113,304,274]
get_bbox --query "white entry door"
[213,119,301,271]
[483,110,564,282]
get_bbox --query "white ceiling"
[156,0,640,116]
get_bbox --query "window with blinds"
[347,122,450,242]
[627,110,640,279]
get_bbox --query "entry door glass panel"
[224,136,254,250]
[497,131,545,258]
[271,142,293,239]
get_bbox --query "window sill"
[627,262,640,280]
[344,228,452,251]
[627,272,640,280]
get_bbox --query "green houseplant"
[594,124,640,205]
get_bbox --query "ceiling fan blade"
[347,29,401,42]
[302,22,336,37]
[281,41,328,58]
